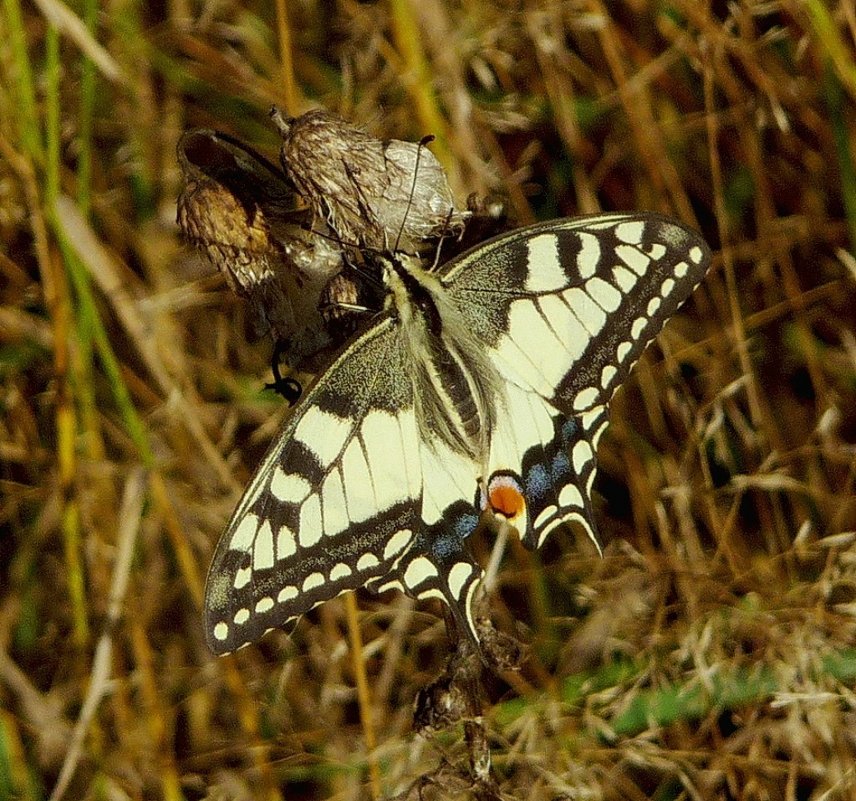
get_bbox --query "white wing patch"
[298,495,322,547]
[585,277,622,312]
[270,469,310,504]
[491,314,559,396]
[253,520,275,570]
[600,364,616,389]
[617,244,650,276]
[357,553,379,571]
[612,265,638,293]
[341,438,374,522]
[229,513,258,552]
[321,469,349,536]
[566,287,607,335]
[524,233,566,292]
[448,562,475,601]
[384,528,412,560]
[577,232,601,278]
[362,410,407,510]
[404,556,439,589]
[420,439,479,526]
[572,386,600,412]
[397,409,423,500]
[294,406,353,464]
[278,585,298,603]
[277,524,297,559]
[615,220,645,244]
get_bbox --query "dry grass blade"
[47,468,146,801]
[31,0,123,84]
[53,196,175,396]
[53,195,240,490]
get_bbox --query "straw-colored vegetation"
[1,1,855,799]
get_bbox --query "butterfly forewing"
[443,213,711,415]
[205,319,424,653]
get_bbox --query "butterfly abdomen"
[425,343,482,448]
[388,256,500,463]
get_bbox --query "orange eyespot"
[488,478,525,520]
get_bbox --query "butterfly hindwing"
[484,381,609,551]
[388,437,486,640]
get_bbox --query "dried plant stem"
[345,591,382,800]
[388,0,453,172]
[274,0,298,114]
[590,0,697,225]
[221,656,284,801]
[702,50,766,435]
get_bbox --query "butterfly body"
[204,213,711,655]
[383,255,500,464]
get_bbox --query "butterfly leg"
[264,338,302,404]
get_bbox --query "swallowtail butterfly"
[204,213,711,654]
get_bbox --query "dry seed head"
[176,129,341,358]
[272,107,468,253]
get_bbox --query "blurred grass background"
[1,1,856,799]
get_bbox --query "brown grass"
[1,1,856,800]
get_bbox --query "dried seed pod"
[176,130,341,361]
[176,116,489,386]
[271,108,469,253]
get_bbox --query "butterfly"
[204,213,712,655]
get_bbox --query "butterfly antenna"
[429,205,459,271]
[393,134,435,254]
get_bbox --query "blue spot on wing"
[518,413,596,549]
[432,511,479,560]
[520,417,574,503]
[560,418,578,446]
[525,463,551,502]
[550,451,571,483]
